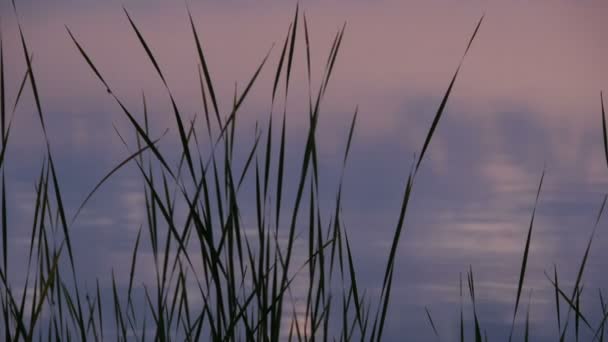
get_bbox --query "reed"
[0,4,606,341]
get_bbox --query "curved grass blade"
[415,15,483,171]
[71,135,164,225]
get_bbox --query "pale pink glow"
[1,1,606,172]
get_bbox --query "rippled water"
[1,1,607,340]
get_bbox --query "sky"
[1,0,608,340]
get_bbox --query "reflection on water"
[4,124,608,340]
[2,1,607,340]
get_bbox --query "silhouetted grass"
[0,4,607,341]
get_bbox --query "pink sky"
[1,0,607,186]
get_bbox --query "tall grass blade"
[275,5,299,230]
[17,23,46,134]
[468,267,482,342]
[0,26,4,137]
[285,4,298,98]
[576,286,582,342]
[1,174,6,277]
[272,23,291,105]
[26,244,64,341]
[601,92,607,168]
[303,12,312,99]
[188,7,221,125]
[599,290,607,342]
[525,291,532,342]
[124,8,167,86]
[460,273,464,342]
[415,15,483,171]
[554,264,561,332]
[559,194,607,339]
[509,169,545,342]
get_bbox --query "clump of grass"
[1,4,607,341]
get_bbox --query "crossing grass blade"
[124,8,198,182]
[16,22,46,134]
[543,271,593,332]
[26,244,64,341]
[554,264,561,332]
[569,195,607,302]
[344,230,363,334]
[66,27,176,180]
[127,226,143,314]
[272,22,292,105]
[555,194,607,339]
[10,53,32,115]
[275,5,300,230]
[285,4,298,98]
[468,266,483,342]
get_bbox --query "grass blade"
[509,169,544,341]
[188,7,221,125]
[554,264,561,332]
[415,15,483,171]
[66,27,176,180]
[425,306,440,341]
[601,92,607,168]
[17,22,46,134]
